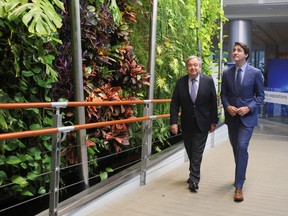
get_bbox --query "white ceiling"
[223,1,288,48]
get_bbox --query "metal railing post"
[70,0,89,188]
[140,105,151,186]
[140,0,158,186]
[49,108,62,216]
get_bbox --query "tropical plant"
[130,0,227,149]
[0,0,64,198]
[0,0,227,208]
[58,0,150,175]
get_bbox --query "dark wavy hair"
[234,42,250,61]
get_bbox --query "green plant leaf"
[43,116,53,126]
[35,78,52,88]
[42,154,51,166]
[0,111,8,129]
[43,140,52,151]
[38,186,46,195]
[22,70,34,77]
[87,146,95,155]
[14,92,25,102]
[21,190,34,196]
[26,108,40,114]
[7,2,32,21]
[4,142,18,151]
[0,170,8,185]
[27,171,39,180]
[29,124,42,130]
[18,154,28,162]
[109,0,122,26]
[51,0,64,11]
[6,155,22,165]
[8,0,63,36]
[11,175,28,187]
[105,167,113,173]
[11,44,21,77]
[40,135,51,141]
[11,184,23,192]
[21,162,27,169]
[0,155,5,165]
[28,147,41,155]
[154,146,161,153]
[99,172,108,181]
[28,161,40,168]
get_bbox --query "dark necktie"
[191,78,197,102]
[236,68,242,93]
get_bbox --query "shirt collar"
[190,74,200,81]
[237,63,248,72]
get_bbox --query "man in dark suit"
[221,42,265,202]
[170,55,219,192]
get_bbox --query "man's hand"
[237,106,250,116]
[226,105,238,117]
[210,123,216,133]
[170,124,178,135]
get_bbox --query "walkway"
[66,119,288,216]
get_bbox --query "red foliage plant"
[85,83,137,152]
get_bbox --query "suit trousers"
[183,118,208,184]
[227,116,254,188]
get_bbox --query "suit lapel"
[238,65,251,93]
[229,66,238,94]
[183,75,191,100]
[241,65,251,86]
[195,74,205,102]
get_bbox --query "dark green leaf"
[4,142,18,151]
[0,155,5,165]
[29,124,42,130]
[0,171,8,185]
[43,140,52,151]
[40,135,51,141]
[27,171,38,180]
[6,156,22,165]
[22,70,34,77]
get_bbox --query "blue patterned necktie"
[191,78,197,102]
[236,68,242,93]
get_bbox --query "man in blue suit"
[221,42,265,202]
[170,55,219,192]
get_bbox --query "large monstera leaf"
[4,0,64,36]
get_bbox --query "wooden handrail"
[0,99,224,141]
[0,114,170,140]
[0,99,171,109]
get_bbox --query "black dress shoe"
[189,182,199,192]
[187,179,199,188]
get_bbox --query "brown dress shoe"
[234,188,244,202]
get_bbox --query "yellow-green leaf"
[11,175,28,186]
[21,190,34,196]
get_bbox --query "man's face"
[232,45,246,63]
[186,58,201,78]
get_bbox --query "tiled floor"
[67,119,288,216]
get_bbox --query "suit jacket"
[221,64,265,127]
[170,73,219,133]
